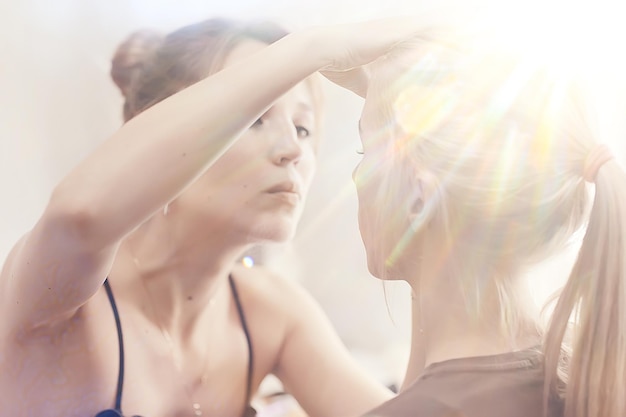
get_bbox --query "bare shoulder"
[227,265,325,376]
[230,267,392,417]
[229,264,337,345]
[0,235,26,324]
[230,264,317,317]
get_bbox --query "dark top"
[364,348,564,417]
[95,274,255,417]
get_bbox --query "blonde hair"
[372,32,626,417]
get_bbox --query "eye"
[355,148,364,155]
[252,117,264,128]
[295,125,311,139]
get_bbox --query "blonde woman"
[353,30,625,417]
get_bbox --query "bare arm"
[0,18,422,331]
[274,282,393,417]
[1,31,328,330]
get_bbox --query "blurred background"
[1,0,625,408]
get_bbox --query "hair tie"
[583,144,613,183]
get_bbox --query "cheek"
[353,155,383,201]
[354,170,383,237]
[356,166,407,235]
[299,149,317,186]
[207,144,254,178]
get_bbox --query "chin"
[366,251,402,281]
[365,256,384,280]
[249,222,296,243]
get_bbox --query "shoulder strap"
[102,276,252,416]
[228,274,255,408]
[103,279,126,413]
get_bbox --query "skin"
[354,60,541,391]
[0,37,393,417]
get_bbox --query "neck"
[400,266,539,390]
[119,213,251,341]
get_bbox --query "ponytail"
[544,160,626,417]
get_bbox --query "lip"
[266,181,302,203]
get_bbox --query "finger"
[321,67,370,98]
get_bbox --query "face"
[353,88,415,279]
[177,39,318,243]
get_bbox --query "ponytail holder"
[583,144,613,183]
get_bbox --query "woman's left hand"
[321,66,371,98]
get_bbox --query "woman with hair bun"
[0,17,420,417]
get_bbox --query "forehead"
[361,46,464,143]
[359,80,399,148]
[360,54,414,138]
[282,82,316,110]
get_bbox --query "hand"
[307,17,423,72]
[320,66,371,98]
[310,17,423,98]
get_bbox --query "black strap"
[103,275,254,416]
[103,279,125,412]
[228,273,255,410]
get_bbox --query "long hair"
[373,32,626,417]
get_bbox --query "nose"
[272,123,303,166]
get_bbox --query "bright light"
[474,0,626,81]
[242,256,254,268]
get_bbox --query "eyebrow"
[294,102,317,123]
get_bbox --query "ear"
[407,169,440,231]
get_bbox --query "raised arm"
[0,18,421,331]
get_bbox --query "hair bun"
[111,29,163,97]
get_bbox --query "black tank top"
[95,274,256,417]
